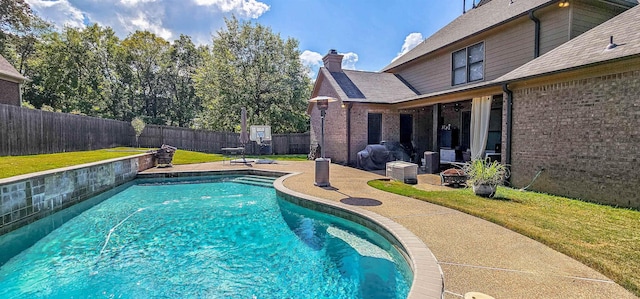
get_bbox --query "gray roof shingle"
[0,54,26,83]
[497,4,640,82]
[383,0,556,71]
[320,68,418,104]
[339,70,418,103]
[330,72,366,99]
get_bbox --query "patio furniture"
[440,167,467,187]
[221,147,249,164]
[155,144,177,167]
[386,161,418,184]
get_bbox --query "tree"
[195,17,311,133]
[166,35,204,127]
[0,0,49,68]
[131,117,146,147]
[23,26,110,114]
[0,0,32,31]
[122,31,171,124]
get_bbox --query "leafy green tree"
[0,0,50,77]
[195,17,311,133]
[122,31,171,124]
[0,0,33,56]
[166,34,204,127]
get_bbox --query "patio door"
[461,111,471,150]
[400,114,413,145]
[368,113,382,144]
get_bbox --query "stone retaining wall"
[0,153,155,235]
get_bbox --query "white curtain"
[470,96,493,160]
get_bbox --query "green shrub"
[131,117,146,148]
[463,158,509,186]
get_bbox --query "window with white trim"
[452,42,484,85]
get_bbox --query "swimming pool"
[0,176,412,298]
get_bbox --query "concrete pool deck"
[141,160,636,299]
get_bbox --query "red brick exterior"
[0,79,20,106]
[508,69,640,208]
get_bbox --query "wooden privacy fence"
[0,104,310,156]
[0,104,134,156]
[137,125,310,155]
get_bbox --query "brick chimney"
[322,49,343,72]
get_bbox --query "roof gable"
[383,0,556,71]
[310,68,418,105]
[498,4,640,82]
[0,55,26,83]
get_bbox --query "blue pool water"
[0,177,411,298]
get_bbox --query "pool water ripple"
[0,180,411,298]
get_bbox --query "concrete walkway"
[142,160,636,299]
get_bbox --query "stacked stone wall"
[0,153,155,235]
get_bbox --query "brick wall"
[348,104,401,165]
[0,80,20,106]
[309,82,347,162]
[311,99,406,165]
[509,70,640,208]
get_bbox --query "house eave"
[0,72,27,84]
[382,0,559,73]
[500,53,640,86]
[391,81,503,108]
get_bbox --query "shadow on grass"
[487,194,523,203]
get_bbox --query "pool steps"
[231,175,276,187]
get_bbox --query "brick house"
[0,54,26,106]
[308,0,640,208]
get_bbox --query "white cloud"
[340,52,358,70]
[300,50,323,78]
[120,0,158,7]
[299,50,360,78]
[26,0,85,28]
[392,32,423,62]
[24,0,267,44]
[193,0,270,18]
[121,12,173,40]
[300,50,323,67]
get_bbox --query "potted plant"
[463,158,509,198]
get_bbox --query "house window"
[452,42,484,85]
[368,113,382,144]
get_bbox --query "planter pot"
[473,184,497,198]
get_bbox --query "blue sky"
[25,0,474,75]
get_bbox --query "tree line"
[0,0,311,133]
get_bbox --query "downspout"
[346,103,353,165]
[529,10,541,58]
[502,84,513,168]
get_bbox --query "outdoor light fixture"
[559,0,569,8]
[309,96,337,187]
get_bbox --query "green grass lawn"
[0,148,307,179]
[369,180,640,296]
[0,148,149,179]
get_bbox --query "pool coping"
[0,153,154,185]
[138,169,445,299]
